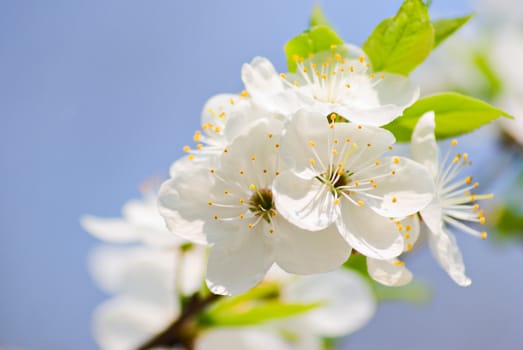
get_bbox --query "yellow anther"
[312,63,317,69]
[392,197,397,203]
[330,113,337,121]
[249,184,256,191]
[391,170,397,175]
[239,198,245,204]
[268,133,273,139]
[208,201,213,206]
[370,73,376,79]
[354,181,360,187]
[218,111,225,118]
[357,125,363,129]
[405,225,411,232]
[372,184,378,189]
[394,261,405,267]
[474,182,479,188]
[262,169,268,173]
[275,143,280,148]
[357,200,365,206]
[309,140,316,147]
[479,217,486,225]
[224,190,229,195]
[303,67,308,73]
[334,198,340,205]
[239,214,244,219]
[188,154,195,160]
[275,171,280,176]
[334,53,342,61]
[332,149,338,155]
[380,74,385,79]
[292,54,300,62]
[209,168,215,173]
[241,90,248,97]
[196,144,203,150]
[452,139,458,146]
[470,194,477,201]
[345,137,351,143]
[367,143,372,147]
[215,126,221,133]
[248,223,254,229]
[407,243,413,251]
[481,232,488,240]
[478,210,484,217]
[388,146,393,151]
[465,176,473,184]
[405,233,411,239]
[251,155,256,161]
[229,97,235,105]
[472,204,480,211]
[224,148,229,153]
[279,73,287,79]
[321,73,327,80]
[375,161,380,166]
[463,153,469,160]
[333,138,339,144]
[359,55,365,63]
[183,145,191,152]
[213,215,219,220]
[309,158,316,166]
[330,44,337,49]
[269,229,275,234]
[293,80,299,86]
[329,123,334,129]
[397,224,403,231]
[393,157,400,164]
[345,83,351,89]
[193,131,201,142]
[452,156,460,164]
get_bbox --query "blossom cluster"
[83,192,376,350]
[158,45,493,295]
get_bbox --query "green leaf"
[384,92,514,142]
[433,14,473,48]
[201,301,322,327]
[284,25,346,73]
[363,0,434,75]
[310,4,331,28]
[374,281,431,304]
[473,50,503,99]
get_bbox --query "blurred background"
[1,0,522,349]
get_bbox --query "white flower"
[273,109,434,260]
[411,112,492,286]
[159,117,351,295]
[90,247,180,350]
[242,46,419,126]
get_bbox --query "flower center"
[248,187,276,223]
[317,165,353,197]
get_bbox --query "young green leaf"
[362,0,434,75]
[310,4,331,28]
[284,25,346,73]
[384,92,514,142]
[200,301,322,327]
[433,14,473,48]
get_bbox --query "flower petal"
[81,215,140,243]
[273,216,351,274]
[336,201,404,259]
[354,156,434,217]
[427,225,472,287]
[273,170,338,231]
[420,199,444,234]
[206,226,275,295]
[158,166,214,245]
[411,111,439,179]
[283,270,376,337]
[367,258,413,287]
[196,328,290,350]
[334,73,419,126]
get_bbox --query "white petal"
[81,215,140,243]
[427,225,471,287]
[88,246,132,294]
[158,166,214,245]
[283,270,376,337]
[355,157,434,217]
[200,93,239,129]
[273,170,338,231]
[242,57,303,115]
[334,73,419,126]
[279,109,331,178]
[273,216,351,274]
[400,214,421,252]
[367,258,413,287]
[411,111,439,179]
[420,199,444,234]
[93,297,174,350]
[206,226,275,295]
[178,245,208,296]
[196,328,290,350]
[336,201,404,259]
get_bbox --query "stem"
[136,293,221,350]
